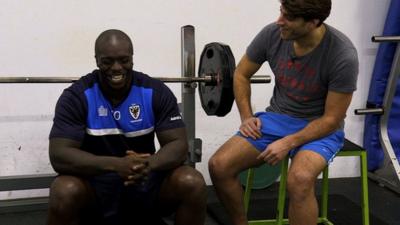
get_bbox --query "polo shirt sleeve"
[152,82,185,132]
[49,87,87,142]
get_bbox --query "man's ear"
[306,19,319,29]
[312,19,320,27]
[95,56,100,67]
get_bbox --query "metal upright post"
[181,25,202,167]
[369,36,400,193]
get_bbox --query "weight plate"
[239,162,282,189]
[198,42,236,116]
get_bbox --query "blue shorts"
[236,112,344,163]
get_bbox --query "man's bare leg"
[287,150,326,225]
[47,176,96,225]
[158,166,207,225]
[209,136,262,225]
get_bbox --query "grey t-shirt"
[246,23,359,121]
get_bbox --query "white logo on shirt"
[98,105,108,117]
[113,111,121,120]
[170,115,182,121]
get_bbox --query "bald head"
[94,29,133,56]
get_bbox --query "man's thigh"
[290,129,344,164]
[235,112,344,168]
[213,135,266,172]
[289,150,327,180]
[236,112,305,152]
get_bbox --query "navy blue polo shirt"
[49,70,184,156]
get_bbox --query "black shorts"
[87,171,169,225]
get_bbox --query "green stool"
[243,139,370,225]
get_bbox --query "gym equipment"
[0,45,270,118]
[198,42,236,116]
[355,0,400,194]
[356,34,400,194]
[0,174,55,213]
[239,163,282,190]
[243,139,370,225]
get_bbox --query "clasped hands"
[117,150,151,186]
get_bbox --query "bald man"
[47,29,206,225]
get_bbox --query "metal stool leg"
[276,157,289,225]
[360,151,370,225]
[244,168,255,213]
[246,157,290,225]
[319,166,334,225]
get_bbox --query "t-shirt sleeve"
[246,24,274,65]
[328,47,359,93]
[49,88,87,142]
[153,83,185,132]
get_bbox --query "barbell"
[0,74,269,84]
[0,42,271,116]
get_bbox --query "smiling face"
[277,0,331,41]
[95,31,134,98]
[276,6,315,40]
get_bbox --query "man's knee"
[208,149,232,179]
[159,166,206,208]
[49,176,93,210]
[209,136,260,180]
[173,167,206,195]
[287,170,316,201]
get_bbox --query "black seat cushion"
[341,138,365,151]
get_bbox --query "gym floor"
[0,177,399,225]
[206,177,400,225]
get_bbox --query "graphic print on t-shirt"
[275,58,323,102]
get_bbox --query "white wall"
[0,0,391,199]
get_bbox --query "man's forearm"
[50,147,118,176]
[234,73,253,121]
[285,116,341,148]
[286,91,352,148]
[148,140,187,171]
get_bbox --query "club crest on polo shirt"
[129,104,141,120]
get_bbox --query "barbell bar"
[354,108,384,115]
[0,42,270,117]
[371,36,400,42]
[0,74,270,84]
